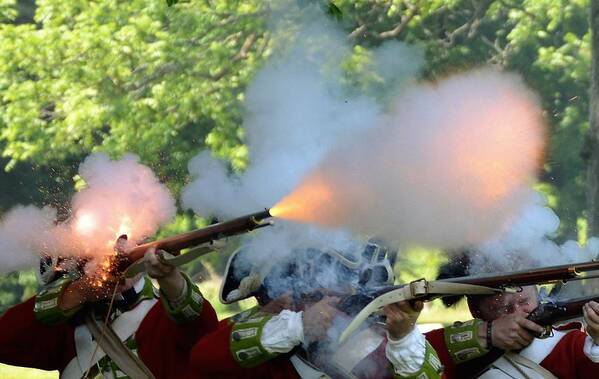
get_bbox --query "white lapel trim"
[519,330,570,364]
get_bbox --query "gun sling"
[83,308,156,379]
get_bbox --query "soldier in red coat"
[187,242,445,379]
[391,254,599,379]
[0,246,218,379]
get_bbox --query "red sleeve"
[170,297,219,351]
[136,299,219,379]
[186,319,298,379]
[540,330,599,379]
[0,296,75,371]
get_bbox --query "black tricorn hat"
[437,251,472,307]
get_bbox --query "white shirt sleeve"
[385,327,427,376]
[583,335,599,363]
[260,310,305,353]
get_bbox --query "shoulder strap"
[503,352,557,379]
[84,308,156,379]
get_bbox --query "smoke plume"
[181,7,422,219]
[0,153,176,274]
[0,206,59,273]
[272,68,545,249]
[470,190,599,273]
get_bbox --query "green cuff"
[160,273,204,324]
[392,341,444,379]
[444,319,489,363]
[34,277,81,325]
[230,312,278,368]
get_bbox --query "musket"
[339,260,599,343]
[115,209,273,276]
[528,293,599,330]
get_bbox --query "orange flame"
[271,174,335,222]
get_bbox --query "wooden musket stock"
[115,209,272,273]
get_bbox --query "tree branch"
[377,3,419,39]
[348,23,367,40]
[234,32,257,60]
[442,0,493,47]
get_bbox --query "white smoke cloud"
[234,222,365,282]
[70,153,176,255]
[275,68,545,249]
[0,206,58,272]
[0,153,176,274]
[470,191,599,273]
[181,6,422,218]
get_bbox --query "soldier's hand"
[490,312,544,350]
[583,301,599,344]
[303,296,340,343]
[144,248,177,278]
[384,300,423,340]
[144,248,185,300]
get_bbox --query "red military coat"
[425,324,599,379]
[0,296,218,378]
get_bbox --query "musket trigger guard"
[538,326,553,339]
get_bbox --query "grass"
[0,364,57,379]
[0,278,473,377]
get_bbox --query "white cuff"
[583,335,599,363]
[260,310,304,353]
[386,328,426,376]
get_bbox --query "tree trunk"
[586,0,599,237]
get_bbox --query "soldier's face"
[475,286,538,321]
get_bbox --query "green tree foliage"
[0,0,269,196]
[0,0,17,23]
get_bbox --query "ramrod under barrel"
[116,209,272,272]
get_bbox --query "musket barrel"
[117,209,272,272]
[362,260,599,304]
[441,261,599,288]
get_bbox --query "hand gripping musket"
[528,293,599,335]
[453,292,599,377]
[117,209,273,277]
[339,260,599,343]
